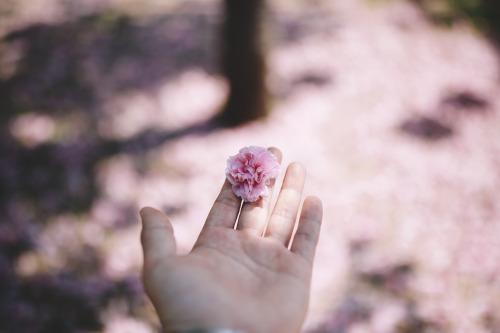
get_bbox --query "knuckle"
[215,194,241,208]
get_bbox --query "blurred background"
[1,0,500,332]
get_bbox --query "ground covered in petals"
[1,0,500,332]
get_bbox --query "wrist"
[163,329,245,333]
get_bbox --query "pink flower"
[225,146,281,202]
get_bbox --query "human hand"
[140,148,323,333]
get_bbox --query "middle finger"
[236,147,282,235]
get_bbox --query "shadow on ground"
[0,8,222,332]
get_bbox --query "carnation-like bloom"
[225,146,281,202]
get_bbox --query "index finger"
[202,178,242,229]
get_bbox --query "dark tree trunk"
[218,0,267,126]
[483,0,500,43]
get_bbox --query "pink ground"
[6,0,500,332]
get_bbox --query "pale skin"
[140,148,323,333]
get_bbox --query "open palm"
[140,149,323,332]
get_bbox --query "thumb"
[140,207,177,267]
